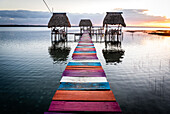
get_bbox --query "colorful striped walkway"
[45,32,122,113]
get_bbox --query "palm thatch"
[103,12,126,27]
[48,13,71,28]
[79,19,93,27]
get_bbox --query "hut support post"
[55,33,57,42]
[105,24,108,43]
[66,27,68,42]
[51,28,53,43]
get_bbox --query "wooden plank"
[72,55,97,57]
[70,59,100,62]
[60,77,107,83]
[79,41,93,43]
[52,90,116,101]
[76,46,95,48]
[66,66,102,68]
[65,67,103,70]
[75,49,96,51]
[73,56,98,59]
[78,43,93,45]
[64,69,105,72]
[74,51,96,53]
[44,112,76,114]
[58,82,110,90]
[48,101,121,112]
[62,71,106,77]
[78,45,94,46]
[67,62,101,66]
[62,74,106,77]
[73,53,96,55]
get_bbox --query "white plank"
[60,77,108,83]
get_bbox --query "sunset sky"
[0,0,170,27]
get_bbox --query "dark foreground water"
[0,27,170,114]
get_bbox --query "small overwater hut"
[102,12,126,64]
[79,19,93,35]
[48,13,71,43]
[103,12,126,42]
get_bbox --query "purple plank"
[48,101,122,112]
[73,56,98,59]
[62,71,106,77]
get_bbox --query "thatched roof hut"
[48,13,71,28]
[79,19,93,27]
[103,12,126,27]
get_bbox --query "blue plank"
[67,62,101,66]
[58,82,110,90]
[74,51,96,53]
[76,46,95,48]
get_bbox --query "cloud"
[0,9,169,26]
[0,10,51,18]
[0,10,51,25]
[119,9,169,25]
[67,13,105,26]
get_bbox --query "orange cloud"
[119,9,170,27]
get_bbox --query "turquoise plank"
[67,62,101,66]
[76,46,95,48]
[58,82,110,90]
[74,51,96,53]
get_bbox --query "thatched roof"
[48,13,71,28]
[103,12,126,27]
[79,19,93,27]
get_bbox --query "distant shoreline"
[0,25,170,28]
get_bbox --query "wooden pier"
[45,32,122,113]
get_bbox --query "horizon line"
[0,24,170,28]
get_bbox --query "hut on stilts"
[48,13,71,43]
[102,12,126,64]
[79,19,93,36]
[103,12,126,43]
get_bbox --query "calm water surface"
[0,27,170,114]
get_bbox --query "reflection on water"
[102,41,125,65]
[0,27,170,114]
[48,42,71,64]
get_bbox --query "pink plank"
[48,101,121,112]
[44,112,75,114]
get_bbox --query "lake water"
[0,27,170,114]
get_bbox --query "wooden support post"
[90,26,91,36]
[51,28,53,43]
[109,31,111,42]
[96,33,97,42]
[117,32,119,42]
[66,27,68,42]
[55,33,57,42]
[74,34,76,42]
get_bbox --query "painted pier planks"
[58,82,110,90]
[60,77,108,83]
[45,32,122,113]
[52,90,116,101]
[48,101,121,112]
